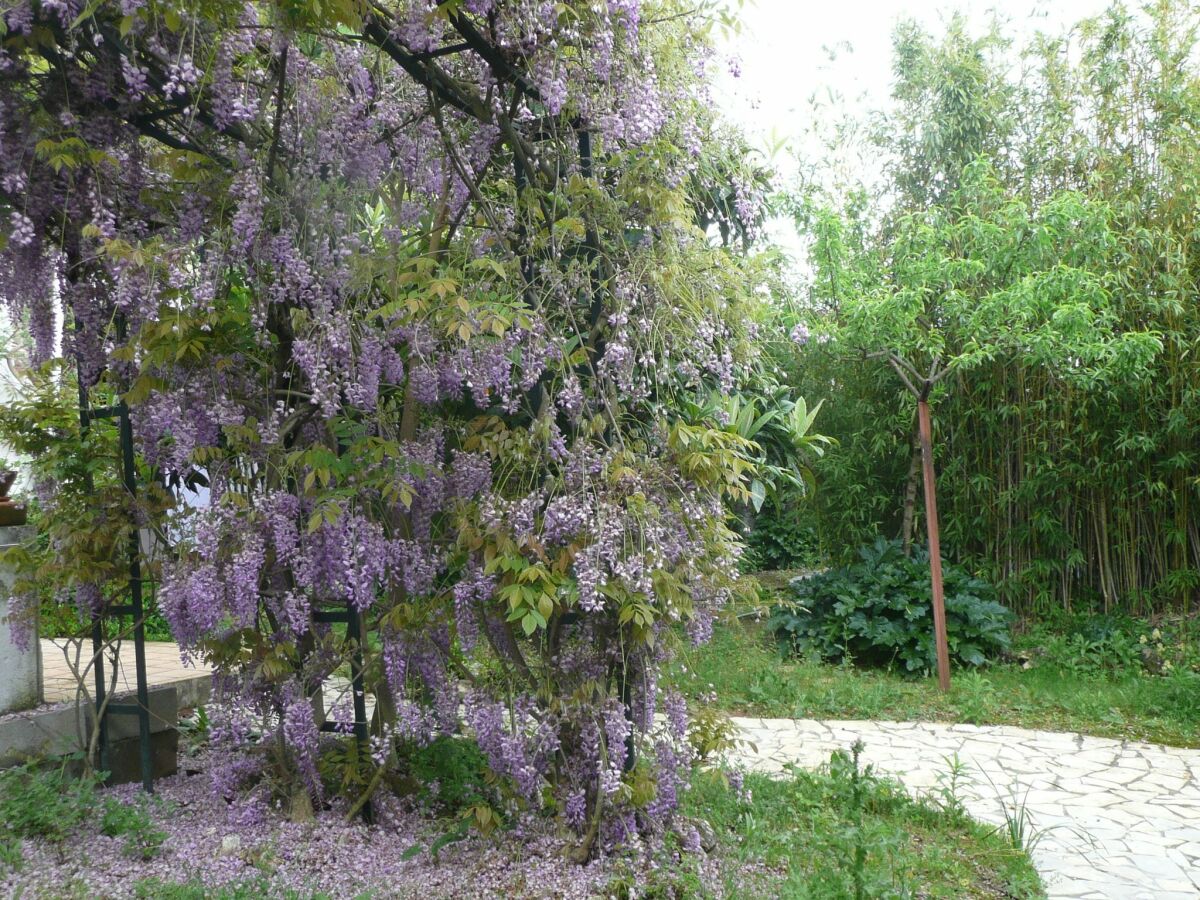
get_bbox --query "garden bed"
[0,738,1040,899]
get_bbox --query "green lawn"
[673,616,1200,748]
[689,751,1043,899]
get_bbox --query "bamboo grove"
[787,2,1200,616]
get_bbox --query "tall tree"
[789,3,1200,615]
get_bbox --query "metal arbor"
[76,315,155,792]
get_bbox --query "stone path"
[732,717,1200,900]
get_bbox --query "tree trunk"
[900,415,921,556]
[917,399,951,692]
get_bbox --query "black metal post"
[77,349,112,776]
[119,394,155,791]
[346,605,373,824]
[75,310,155,791]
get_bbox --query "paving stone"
[40,638,212,708]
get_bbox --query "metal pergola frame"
[77,314,154,792]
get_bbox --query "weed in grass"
[747,667,788,707]
[0,756,99,843]
[100,797,167,860]
[992,783,1045,855]
[929,753,971,818]
[846,740,868,900]
[698,751,1044,898]
[0,836,22,873]
[955,670,999,724]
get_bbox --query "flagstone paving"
[730,717,1200,900]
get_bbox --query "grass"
[131,880,322,899]
[673,615,1200,748]
[689,748,1044,899]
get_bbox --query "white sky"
[713,0,1123,257]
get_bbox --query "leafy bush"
[1026,612,1200,678]
[0,756,167,867]
[1033,615,1145,675]
[741,490,823,572]
[101,798,166,860]
[770,538,1012,672]
[402,736,494,816]
[0,758,99,844]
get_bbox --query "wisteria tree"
[0,0,775,855]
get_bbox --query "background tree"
[781,2,1200,617]
[809,160,1161,685]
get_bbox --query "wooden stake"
[917,398,952,692]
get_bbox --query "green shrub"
[0,758,99,844]
[100,797,166,859]
[741,491,822,572]
[403,736,493,815]
[1034,615,1144,675]
[1026,612,1200,679]
[770,538,1013,673]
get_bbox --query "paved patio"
[39,638,211,707]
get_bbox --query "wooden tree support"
[917,398,952,692]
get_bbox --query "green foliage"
[0,364,175,650]
[785,4,1200,616]
[1026,612,1200,679]
[401,736,494,817]
[886,14,1014,210]
[993,785,1046,855]
[674,618,1200,747]
[741,490,822,572]
[1035,616,1145,676]
[100,798,167,860]
[0,757,164,866]
[0,836,21,873]
[687,757,1043,898]
[679,389,832,514]
[132,879,308,900]
[675,369,832,574]
[770,539,1013,672]
[953,671,1000,725]
[686,703,746,763]
[39,595,174,642]
[599,840,707,900]
[0,758,99,845]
